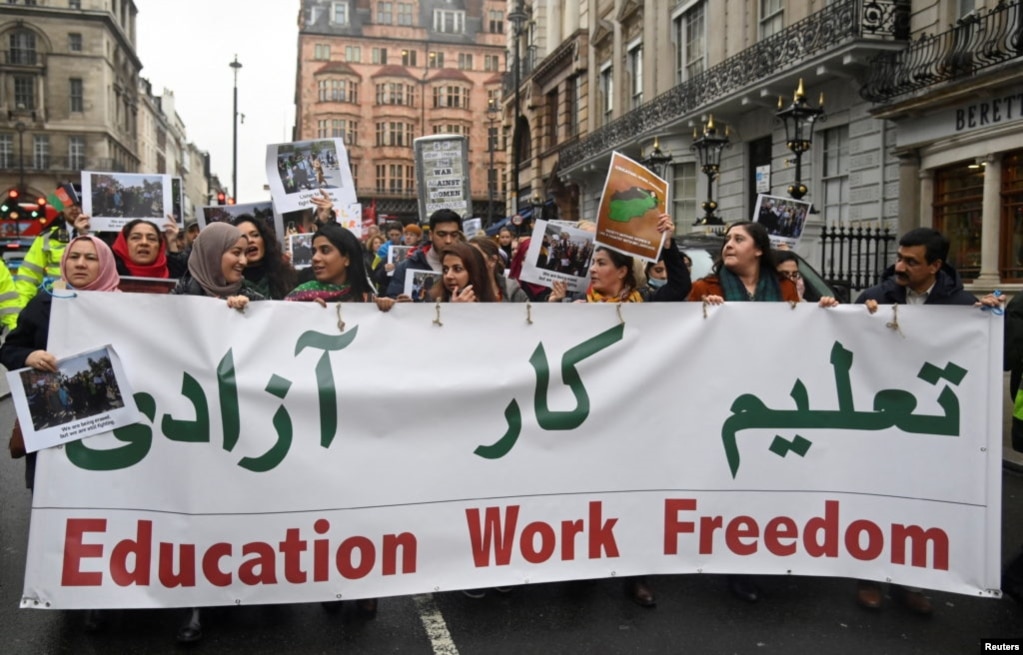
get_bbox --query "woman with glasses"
[773,249,806,301]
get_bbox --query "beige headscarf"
[187,222,245,296]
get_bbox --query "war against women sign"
[22,294,1003,609]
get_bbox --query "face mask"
[648,277,666,288]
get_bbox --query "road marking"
[413,593,459,655]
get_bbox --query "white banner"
[23,295,1004,608]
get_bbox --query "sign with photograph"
[266,139,356,214]
[403,268,440,302]
[198,201,283,241]
[288,233,314,269]
[518,219,595,293]
[171,177,184,224]
[387,245,413,272]
[594,152,668,264]
[414,135,470,221]
[6,344,138,453]
[81,172,173,233]
[753,193,812,249]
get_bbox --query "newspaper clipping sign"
[414,135,470,221]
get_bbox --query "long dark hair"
[313,223,376,300]
[595,246,638,293]
[712,221,776,276]
[231,214,296,299]
[439,242,496,302]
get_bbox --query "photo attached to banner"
[594,152,668,264]
[403,269,440,302]
[5,346,139,453]
[81,171,172,232]
[266,139,356,214]
[387,246,413,275]
[519,219,595,293]
[198,201,283,241]
[288,233,314,269]
[753,194,811,249]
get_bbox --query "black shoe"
[728,575,760,603]
[176,608,202,644]
[625,579,656,608]
[83,609,105,632]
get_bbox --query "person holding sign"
[285,223,377,305]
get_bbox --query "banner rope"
[433,301,443,327]
[526,301,533,325]
[335,303,346,332]
[886,303,904,338]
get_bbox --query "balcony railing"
[561,0,909,168]
[861,0,1021,103]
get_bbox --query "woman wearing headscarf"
[231,214,296,299]
[171,222,264,309]
[111,219,187,278]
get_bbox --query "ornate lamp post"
[640,136,673,179]
[775,78,825,200]
[14,119,27,193]
[690,115,730,226]
[229,55,243,202]
[531,192,543,224]
[507,0,530,215]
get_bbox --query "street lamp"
[776,78,825,200]
[487,99,499,226]
[640,136,673,179]
[508,0,530,215]
[690,116,730,226]
[230,55,243,201]
[531,192,543,224]
[14,120,27,193]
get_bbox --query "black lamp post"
[487,99,499,226]
[690,115,730,226]
[230,55,243,201]
[775,78,825,201]
[640,136,673,179]
[14,119,27,193]
[508,0,529,215]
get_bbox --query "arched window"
[9,30,37,65]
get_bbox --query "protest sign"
[81,172,173,233]
[23,296,1003,609]
[198,201,283,241]
[519,219,595,293]
[594,152,668,263]
[414,135,470,221]
[753,194,811,249]
[266,139,356,214]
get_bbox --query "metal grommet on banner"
[886,304,904,338]
[616,302,625,325]
[526,301,533,325]
[433,300,443,326]
[335,303,346,333]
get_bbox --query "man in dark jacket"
[856,227,981,309]
[385,209,463,299]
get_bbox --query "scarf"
[285,280,357,303]
[60,235,121,291]
[111,227,169,278]
[718,266,782,302]
[188,222,244,297]
[586,285,644,303]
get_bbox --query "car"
[675,233,851,304]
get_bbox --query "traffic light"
[1,189,20,219]
[216,192,226,205]
[29,196,46,219]
[227,197,235,205]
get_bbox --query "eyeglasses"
[778,270,802,280]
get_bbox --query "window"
[350,163,359,188]
[69,136,85,170]
[487,89,501,109]
[934,161,984,280]
[372,47,388,64]
[428,51,444,68]
[627,43,643,109]
[484,54,500,72]
[599,65,613,126]
[401,49,417,67]
[488,10,503,34]
[375,122,414,147]
[9,29,37,65]
[69,0,82,8]
[314,44,331,60]
[546,89,558,147]
[14,76,34,110]
[68,33,83,52]
[820,125,849,226]
[331,1,349,25]
[318,79,359,103]
[70,78,84,112]
[433,85,469,109]
[397,2,413,26]
[457,53,473,71]
[433,124,469,138]
[331,119,358,145]
[1001,151,1023,281]
[674,1,705,83]
[344,46,361,63]
[957,0,976,18]
[33,134,49,169]
[376,83,412,105]
[565,77,578,138]
[376,1,392,24]
[672,162,698,235]
[317,119,329,139]
[434,10,465,34]
[375,164,386,192]
[0,134,11,169]
[760,0,783,39]
[488,123,499,152]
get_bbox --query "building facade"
[294,0,509,224]
[508,0,1019,292]
[0,0,142,206]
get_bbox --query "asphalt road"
[1,395,1021,655]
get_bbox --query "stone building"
[507,0,1020,291]
[294,0,509,224]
